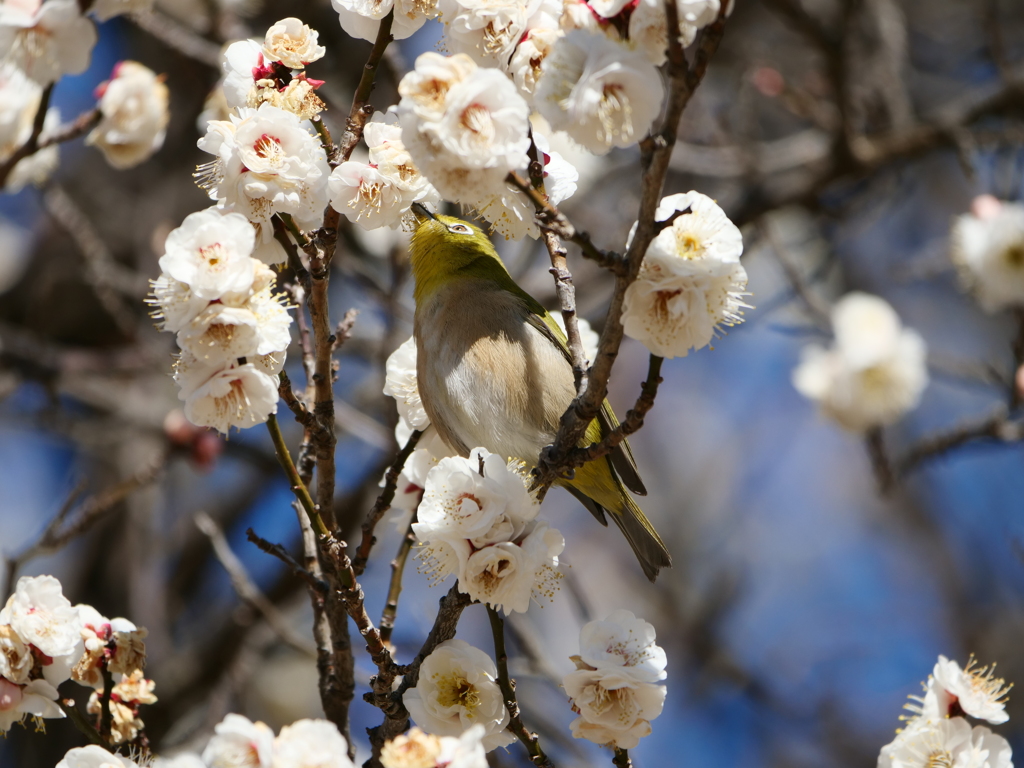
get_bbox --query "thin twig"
[612,748,633,768]
[380,513,418,646]
[332,309,359,352]
[894,411,1022,479]
[59,700,107,747]
[866,427,895,493]
[487,607,555,768]
[353,428,423,575]
[196,512,316,656]
[265,413,327,536]
[0,83,53,188]
[246,528,327,593]
[99,666,115,741]
[338,10,396,162]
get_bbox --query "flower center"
[654,288,683,321]
[253,133,284,162]
[1003,242,1024,269]
[460,104,495,145]
[199,242,227,267]
[436,674,481,713]
[597,84,632,142]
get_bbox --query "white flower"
[158,208,256,301]
[263,18,325,69]
[5,104,58,192]
[507,27,562,102]
[175,358,279,433]
[272,719,354,768]
[413,448,538,547]
[0,678,63,734]
[629,0,720,67]
[152,756,207,768]
[622,191,747,358]
[911,656,1012,725]
[0,0,96,85]
[381,725,487,768]
[458,521,564,613]
[404,639,514,751]
[0,62,60,192]
[384,336,429,429]
[55,745,139,768]
[878,717,1012,768]
[333,0,438,41]
[72,605,147,688]
[552,314,599,363]
[147,274,210,333]
[86,61,169,170]
[196,104,330,242]
[950,197,1024,312]
[222,39,263,110]
[398,53,530,206]
[90,0,153,21]
[1,575,81,660]
[202,713,275,768]
[563,666,666,749]
[438,0,554,68]
[536,31,664,154]
[577,610,667,685]
[792,292,928,432]
[0,623,32,684]
[177,304,261,365]
[246,287,292,354]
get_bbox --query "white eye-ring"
[448,223,472,235]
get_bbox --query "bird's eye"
[447,223,472,235]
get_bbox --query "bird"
[408,204,672,582]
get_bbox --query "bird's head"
[408,204,510,303]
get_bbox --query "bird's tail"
[609,493,672,582]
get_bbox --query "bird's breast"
[415,281,576,465]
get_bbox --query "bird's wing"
[525,310,649,496]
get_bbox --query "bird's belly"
[416,297,575,465]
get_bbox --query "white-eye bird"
[408,204,672,581]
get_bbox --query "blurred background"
[3,0,1024,766]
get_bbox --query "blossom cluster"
[622,191,749,358]
[950,195,1024,313]
[413,448,564,614]
[1,575,151,740]
[877,655,1013,768]
[403,639,514,751]
[0,0,168,189]
[563,610,667,749]
[381,725,487,768]
[198,19,330,250]
[147,207,292,433]
[792,292,929,432]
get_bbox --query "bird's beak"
[411,203,437,223]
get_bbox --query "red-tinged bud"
[752,67,784,97]
[971,194,1003,221]
[295,72,325,89]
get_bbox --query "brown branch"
[38,108,102,152]
[563,355,664,471]
[352,428,423,576]
[532,8,728,494]
[380,513,418,647]
[894,411,1022,479]
[332,308,359,352]
[0,83,53,189]
[246,528,326,593]
[338,10,396,162]
[197,512,316,656]
[865,427,894,494]
[59,700,107,747]
[279,370,314,426]
[544,231,589,395]
[266,413,327,536]
[612,748,632,768]
[487,607,554,768]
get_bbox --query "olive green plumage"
[407,205,671,581]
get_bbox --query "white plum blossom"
[222,39,264,110]
[404,639,514,751]
[0,623,32,685]
[629,0,721,66]
[438,0,558,68]
[333,0,438,42]
[563,666,666,749]
[792,292,928,432]
[950,196,1024,312]
[55,745,140,768]
[263,18,325,69]
[202,713,275,768]
[878,717,1012,768]
[385,336,429,430]
[536,31,664,154]
[90,0,154,21]
[271,719,354,768]
[176,304,262,365]
[459,521,564,613]
[563,611,668,749]
[1,575,81,660]
[622,191,748,358]
[0,61,60,191]
[175,357,280,433]
[577,610,667,685]
[908,656,1012,725]
[196,103,330,243]
[0,0,97,85]
[397,53,530,206]
[381,725,487,768]
[87,61,170,170]
[148,275,212,334]
[507,27,562,103]
[158,208,257,301]
[0,678,63,733]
